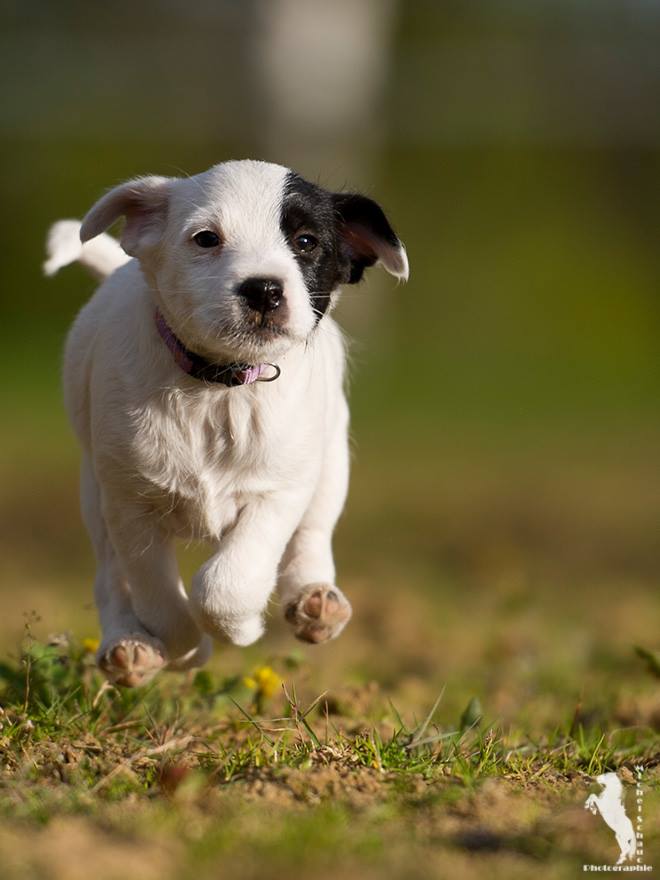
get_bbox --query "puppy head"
[81,160,408,363]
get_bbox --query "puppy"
[45,160,408,687]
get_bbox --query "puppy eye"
[193,230,220,248]
[293,233,318,254]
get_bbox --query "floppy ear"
[80,176,171,257]
[333,193,409,284]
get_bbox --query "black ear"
[333,193,409,284]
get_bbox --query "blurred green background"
[0,0,658,702]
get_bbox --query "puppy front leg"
[277,402,352,644]
[191,491,310,645]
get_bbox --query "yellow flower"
[243,665,281,699]
[82,637,100,654]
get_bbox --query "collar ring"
[256,363,281,383]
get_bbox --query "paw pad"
[98,636,165,688]
[285,583,351,644]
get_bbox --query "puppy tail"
[43,220,130,280]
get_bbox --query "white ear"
[80,176,171,257]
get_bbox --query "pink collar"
[154,309,280,387]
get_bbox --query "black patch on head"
[280,171,403,322]
[280,172,350,321]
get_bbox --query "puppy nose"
[237,277,284,312]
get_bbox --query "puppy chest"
[127,400,309,538]
[134,457,269,540]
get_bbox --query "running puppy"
[45,160,408,687]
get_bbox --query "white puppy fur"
[45,160,407,687]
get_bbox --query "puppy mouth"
[203,313,297,364]
[244,310,289,336]
[235,301,294,342]
[233,321,291,350]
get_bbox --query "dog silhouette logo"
[584,772,636,865]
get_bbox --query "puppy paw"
[98,634,166,688]
[284,583,352,644]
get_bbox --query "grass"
[0,611,658,879]
[0,419,658,878]
[0,425,658,879]
[0,420,658,880]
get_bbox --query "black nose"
[237,277,284,313]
